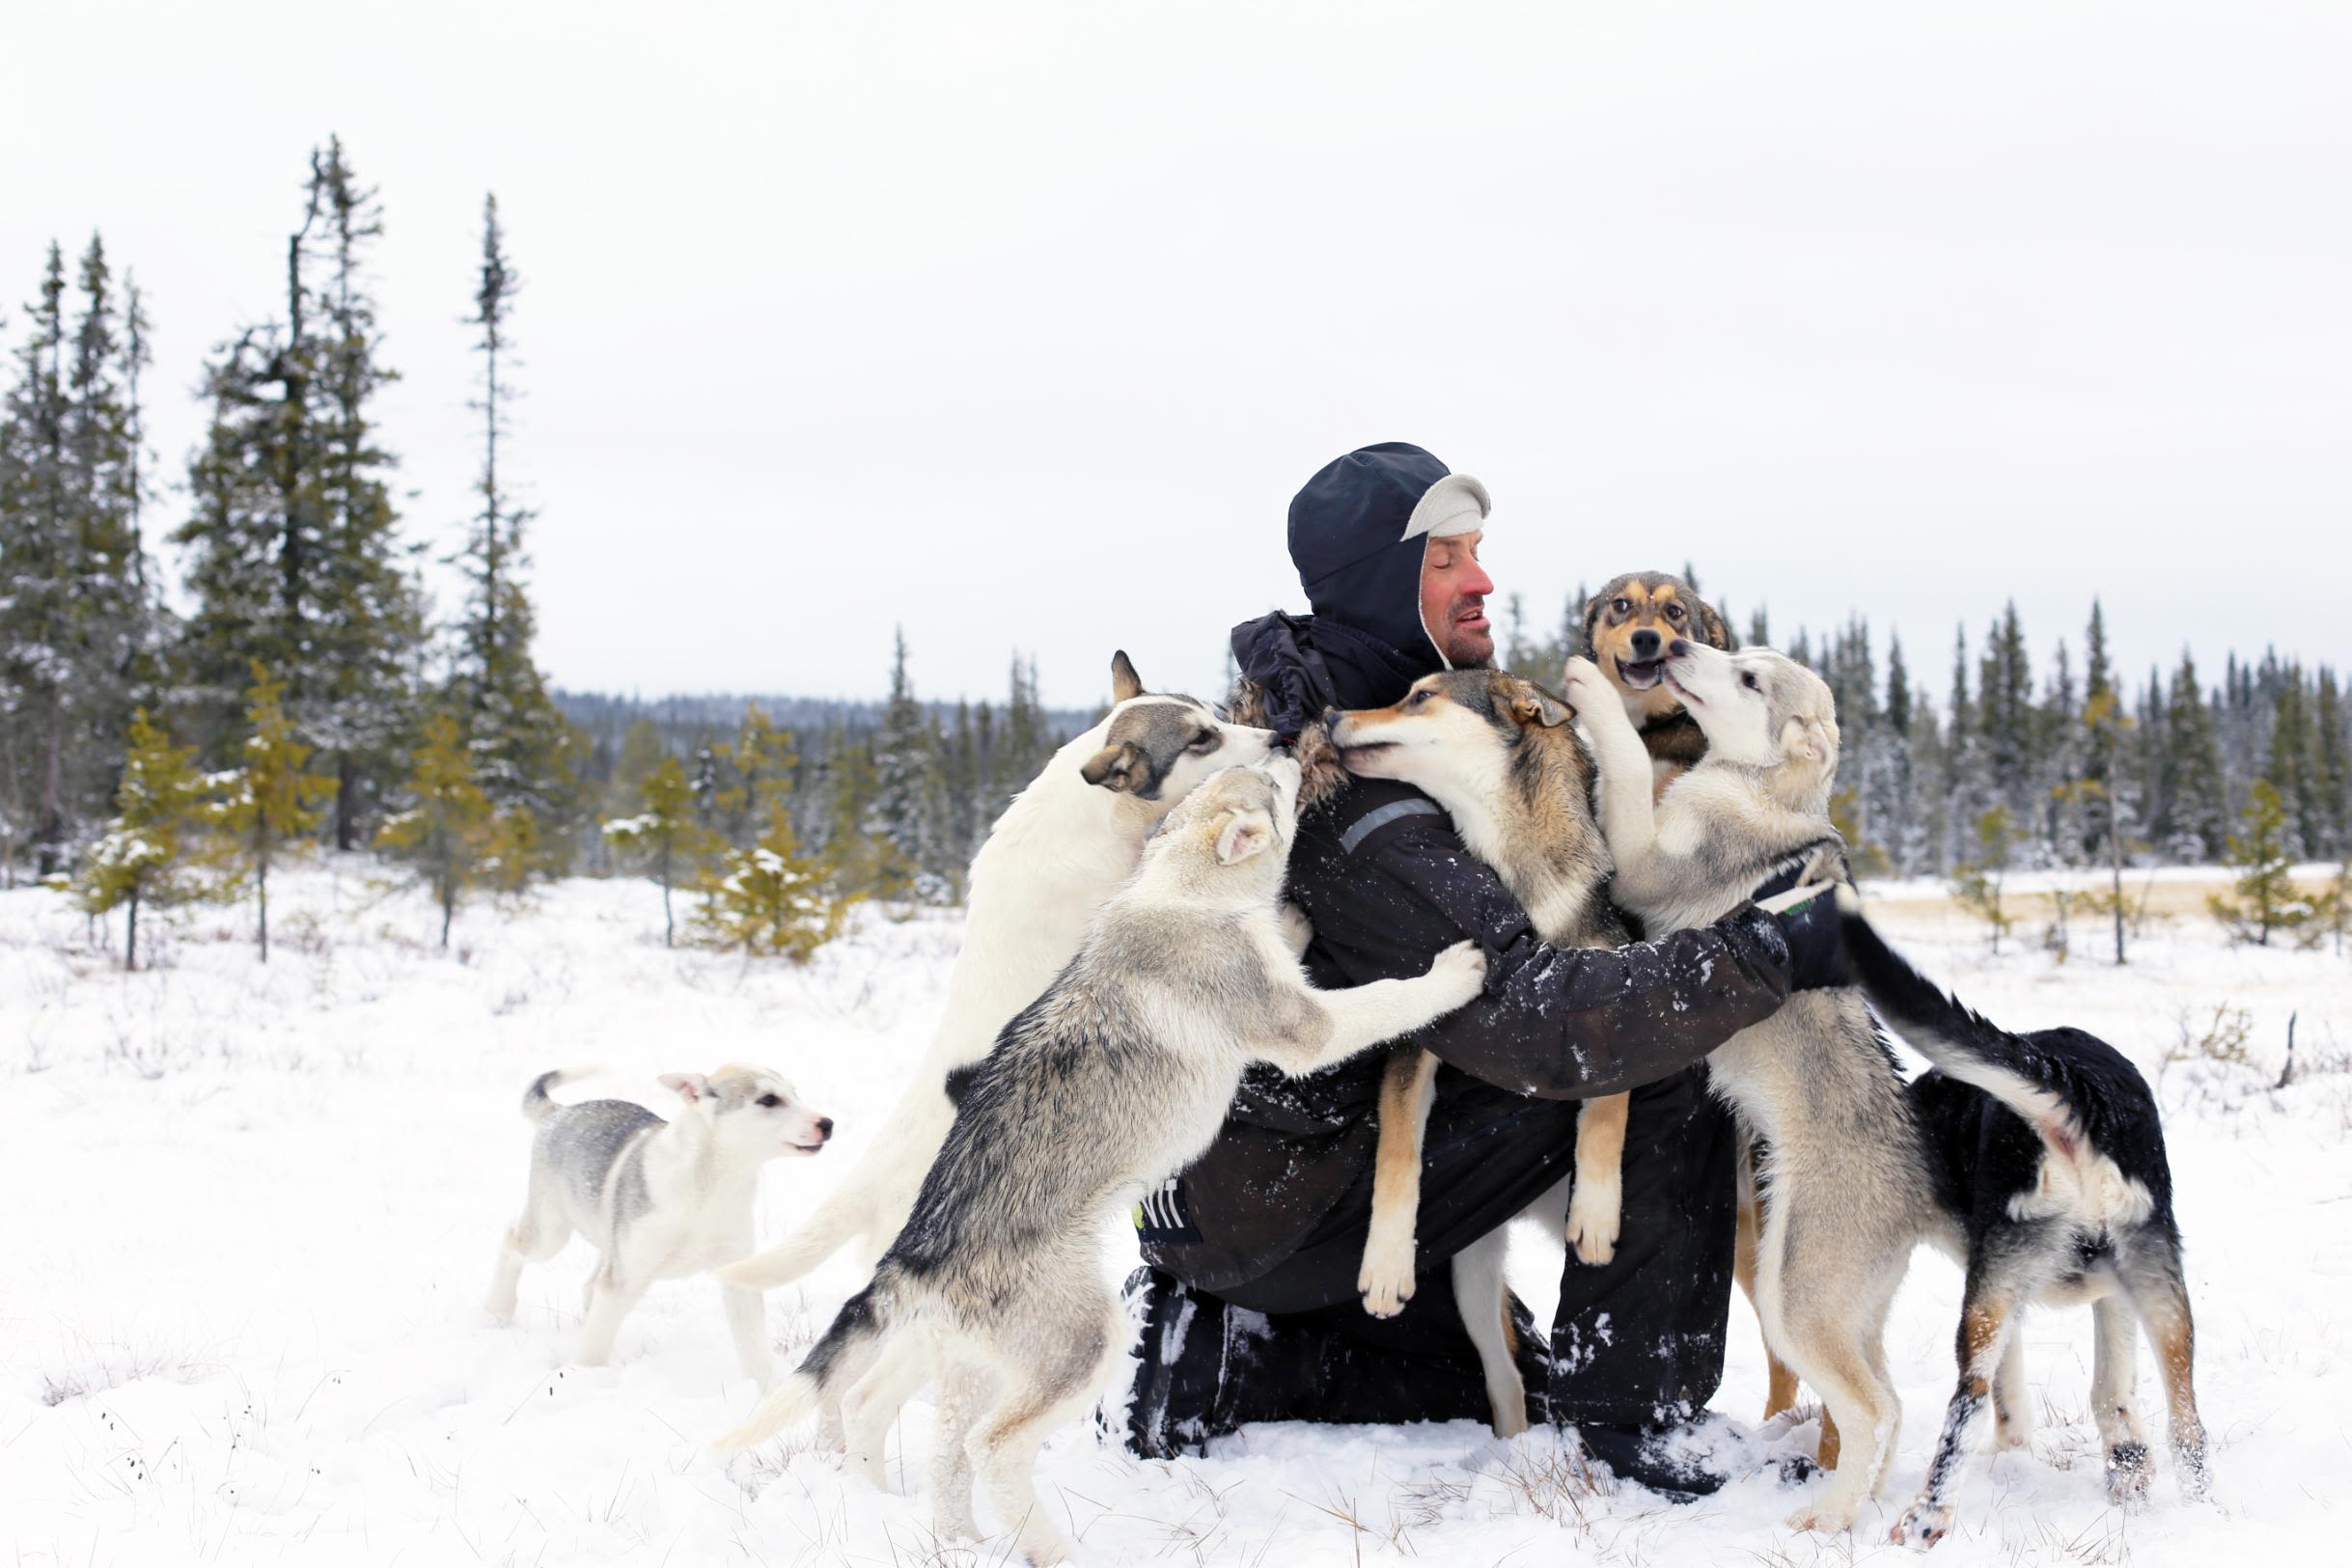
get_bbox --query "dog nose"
[816,1117,834,1139]
[1667,638,1691,658]
[1630,629,1661,658]
[1320,706,1346,730]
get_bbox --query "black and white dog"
[1837,897,2210,1548]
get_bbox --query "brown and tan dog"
[1579,570,1837,1466]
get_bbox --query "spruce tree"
[175,140,423,850]
[74,708,225,970]
[2,244,74,872]
[868,627,932,897]
[2264,669,2318,861]
[448,193,578,840]
[2161,651,2227,859]
[2314,668,2349,861]
[1949,804,2017,953]
[218,660,334,961]
[375,710,494,948]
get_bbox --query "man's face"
[1420,530,1495,666]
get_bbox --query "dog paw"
[1565,1184,1621,1266]
[1278,901,1314,958]
[1788,1496,1862,1534]
[2104,1442,2151,1505]
[1993,1409,2033,1451]
[1560,656,1614,714]
[1357,1234,1417,1318]
[1427,940,1489,1002]
[1890,1500,1951,1549]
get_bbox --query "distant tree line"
[6,146,2345,964]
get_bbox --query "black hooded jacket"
[1142,443,1801,1294]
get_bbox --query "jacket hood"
[1287,442,1484,667]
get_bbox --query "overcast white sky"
[7,1,2347,710]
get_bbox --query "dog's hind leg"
[930,1355,988,1541]
[2089,1294,2150,1502]
[1992,1326,2033,1452]
[2122,1245,2210,1501]
[1736,1146,1837,1465]
[574,1262,647,1368]
[969,1296,1121,1566]
[1892,1267,2028,1549]
[840,1332,927,1492]
[1359,1049,1440,1317]
[484,1173,567,1325]
[1564,1092,1628,1266]
[1776,1263,1902,1535]
[1450,1219,1529,1439]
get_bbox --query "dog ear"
[659,1071,713,1105]
[1579,589,1607,657]
[1697,597,1735,651]
[1783,715,1836,766]
[1213,807,1277,866]
[1509,686,1576,729]
[1080,741,1149,794]
[1110,650,1145,704]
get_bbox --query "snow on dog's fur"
[713,756,1488,1566]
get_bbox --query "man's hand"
[1769,888,1850,991]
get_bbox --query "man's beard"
[1437,599,1495,667]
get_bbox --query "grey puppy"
[485,1064,834,1387]
[715,756,1488,1566]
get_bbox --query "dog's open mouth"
[1337,741,1397,768]
[789,1142,826,1156]
[1616,656,1666,690]
[1662,669,1702,706]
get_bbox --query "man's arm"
[1289,801,1794,1101]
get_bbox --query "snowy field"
[4,863,2349,1567]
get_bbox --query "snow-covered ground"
[3,863,2348,1566]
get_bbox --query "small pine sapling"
[1948,805,2016,953]
[2208,780,2316,947]
[74,709,230,970]
[602,755,721,947]
[694,806,855,961]
[218,661,335,961]
[375,712,495,949]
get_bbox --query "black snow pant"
[1123,1063,1737,1456]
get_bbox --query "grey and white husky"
[716,756,1488,1566]
[1562,639,2207,1539]
[485,1065,834,1387]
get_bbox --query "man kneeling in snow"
[1121,442,1844,1496]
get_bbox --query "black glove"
[1771,887,1850,992]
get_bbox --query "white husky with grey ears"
[484,1064,833,1388]
[716,757,1488,1566]
[717,654,1270,1429]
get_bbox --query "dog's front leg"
[1561,657,1663,880]
[1358,1049,1441,1317]
[1276,942,1488,1075]
[721,1279,773,1389]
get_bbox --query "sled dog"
[716,757,1488,1565]
[1583,571,1829,1457]
[484,1065,833,1387]
[1563,639,2208,1537]
[718,650,1271,1308]
[1563,638,1906,1530]
[1326,670,1630,1438]
[1835,897,2209,1546]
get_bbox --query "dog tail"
[713,1279,894,1450]
[520,1067,593,1124]
[1834,887,2089,1161]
